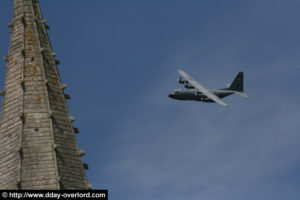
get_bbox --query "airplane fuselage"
[168,88,233,102]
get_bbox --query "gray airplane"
[168,70,248,107]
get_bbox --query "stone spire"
[0,0,90,189]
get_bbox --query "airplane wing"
[177,70,228,107]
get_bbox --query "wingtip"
[177,69,184,75]
[220,102,229,107]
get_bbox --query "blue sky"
[1,0,300,199]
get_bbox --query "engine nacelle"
[184,84,195,89]
[203,98,214,102]
[178,77,188,84]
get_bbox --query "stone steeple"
[0,0,90,189]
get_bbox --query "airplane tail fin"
[228,72,248,98]
[229,72,243,92]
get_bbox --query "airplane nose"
[168,93,174,98]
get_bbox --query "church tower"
[0,0,90,189]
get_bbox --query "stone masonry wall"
[0,0,89,190]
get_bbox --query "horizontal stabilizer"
[233,91,248,98]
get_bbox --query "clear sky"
[1,0,300,199]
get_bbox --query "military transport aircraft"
[168,70,248,107]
